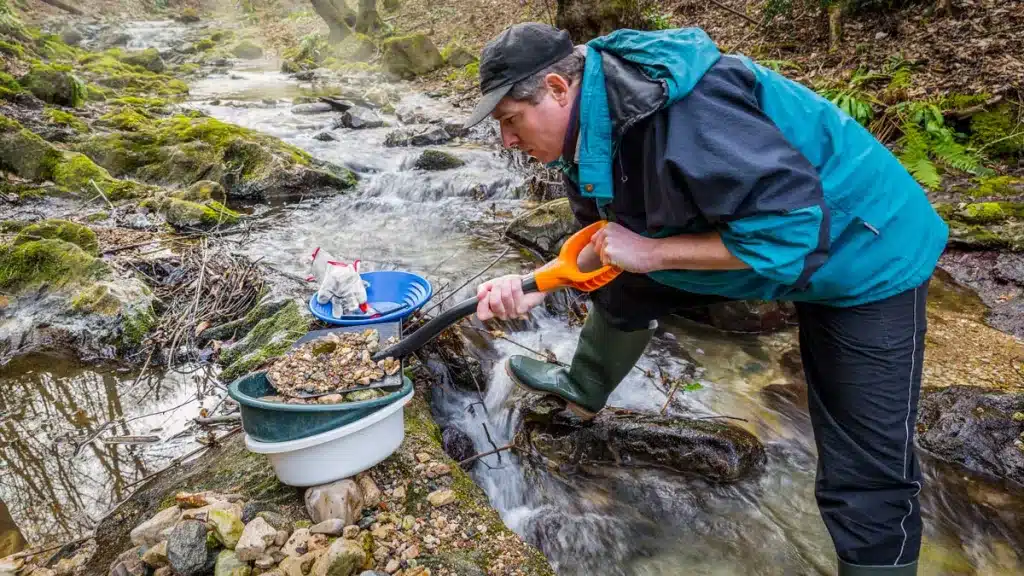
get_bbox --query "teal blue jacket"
[560,27,948,306]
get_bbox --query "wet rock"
[356,474,381,508]
[130,506,182,547]
[141,540,169,567]
[336,107,384,130]
[427,489,455,507]
[505,197,577,258]
[60,27,84,46]
[236,517,278,561]
[382,34,444,78]
[310,519,345,536]
[232,41,264,60]
[442,427,476,463]
[514,395,767,482]
[414,150,465,171]
[108,546,146,576]
[167,520,209,576]
[210,508,246,549]
[917,386,1024,484]
[19,65,85,108]
[310,538,366,576]
[314,131,338,142]
[214,549,251,576]
[292,103,335,115]
[383,126,451,147]
[305,479,364,525]
[121,48,166,73]
[98,31,132,49]
[126,214,153,230]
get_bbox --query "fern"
[899,123,941,190]
[896,102,992,189]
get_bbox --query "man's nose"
[501,127,519,149]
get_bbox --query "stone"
[415,453,432,463]
[413,150,465,171]
[426,490,455,508]
[385,559,401,573]
[275,530,290,546]
[515,394,767,482]
[60,27,84,46]
[425,463,450,478]
[371,524,394,539]
[337,107,384,130]
[391,486,406,501]
[305,479,364,525]
[292,103,335,115]
[214,550,252,576]
[314,132,338,142]
[363,572,390,576]
[121,48,166,73]
[108,546,146,576]
[441,428,476,463]
[19,65,85,108]
[383,126,451,147]
[401,516,415,531]
[917,386,1024,484]
[341,525,360,540]
[255,554,277,569]
[282,528,311,557]
[153,568,172,576]
[310,519,346,536]
[307,533,330,552]
[401,544,419,560]
[256,511,290,531]
[505,197,577,258]
[232,41,264,60]
[236,517,278,561]
[356,475,381,508]
[210,508,246,549]
[381,34,444,78]
[182,500,233,521]
[357,516,375,530]
[130,506,182,547]
[1014,412,1024,422]
[442,42,477,68]
[167,520,209,576]
[142,540,169,567]
[310,538,366,576]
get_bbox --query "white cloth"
[308,247,370,318]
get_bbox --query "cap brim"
[462,83,512,129]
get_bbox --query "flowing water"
[1,20,1021,574]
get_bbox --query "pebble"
[425,463,450,478]
[392,486,407,500]
[1013,412,1024,422]
[274,530,290,547]
[401,516,416,531]
[236,517,278,561]
[310,518,346,536]
[343,525,361,539]
[358,515,376,530]
[401,544,420,560]
[357,474,383,508]
[385,559,401,573]
[141,540,169,567]
[371,524,395,539]
[427,489,455,508]
[282,528,311,557]
[308,533,329,551]
[415,452,432,463]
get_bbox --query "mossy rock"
[0,39,24,59]
[231,40,263,60]
[176,8,201,23]
[335,34,376,62]
[13,219,99,255]
[0,115,63,180]
[162,197,239,229]
[970,104,1024,158]
[218,300,310,382]
[99,108,153,131]
[19,64,86,107]
[173,180,226,202]
[382,34,444,79]
[506,197,578,258]
[80,53,188,96]
[969,176,1024,198]
[0,71,22,99]
[52,152,148,200]
[71,282,122,315]
[414,149,465,171]
[441,42,477,68]
[43,107,89,133]
[0,239,108,294]
[120,48,166,73]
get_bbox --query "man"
[465,22,949,576]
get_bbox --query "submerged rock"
[414,149,464,171]
[917,386,1024,484]
[514,395,766,482]
[292,103,335,115]
[383,126,451,147]
[441,427,476,463]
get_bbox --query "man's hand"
[592,222,663,273]
[476,275,548,321]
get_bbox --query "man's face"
[491,74,575,164]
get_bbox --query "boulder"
[383,126,451,147]
[505,197,577,258]
[442,42,477,68]
[414,149,464,171]
[167,520,210,576]
[292,103,335,115]
[209,508,246,549]
[917,386,1024,484]
[310,538,365,576]
[355,474,381,508]
[232,40,264,60]
[121,48,166,73]
[130,506,182,548]
[141,540,169,567]
[19,65,86,108]
[381,34,444,78]
[442,427,476,463]
[336,106,384,130]
[214,550,252,576]
[513,395,766,482]
[60,27,84,46]
[236,517,278,561]
[305,479,364,525]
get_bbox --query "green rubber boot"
[838,560,918,575]
[505,306,654,420]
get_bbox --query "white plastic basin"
[245,390,413,486]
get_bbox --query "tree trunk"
[37,0,84,15]
[310,0,357,43]
[355,0,381,34]
[828,2,844,52]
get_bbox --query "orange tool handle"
[522,220,622,293]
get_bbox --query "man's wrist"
[648,236,673,272]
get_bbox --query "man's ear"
[544,73,572,107]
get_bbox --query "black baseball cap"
[463,22,575,128]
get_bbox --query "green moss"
[0,39,24,58]
[0,220,26,233]
[970,176,1024,197]
[174,63,200,75]
[210,30,234,43]
[120,48,165,73]
[0,239,108,293]
[108,96,169,110]
[71,283,121,315]
[293,520,312,530]
[121,304,156,349]
[231,40,263,60]
[51,152,132,199]
[86,211,109,222]
[86,84,111,102]
[938,93,992,112]
[970,104,1024,157]
[13,219,98,255]
[960,202,1007,224]
[162,197,239,229]
[43,107,89,133]
[99,109,153,131]
[173,180,224,202]
[19,63,85,107]
[218,300,309,382]
[0,116,63,180]
[82,53,188,96]
[196,38,215,51]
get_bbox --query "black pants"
[592,272,928,566]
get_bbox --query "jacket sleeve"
[661,60,829,289]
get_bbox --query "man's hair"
[507,47,585,104]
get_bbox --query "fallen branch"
[37,0,83,15]
[703,0,760,27]
[660,379,681,416]
[945,95,1004,119]
[459,443,514,467]
[195,413,242,425]
[89,179,116,211]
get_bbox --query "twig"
[660,379,681,415]
[195,413,241,425]
[704,0,760,26]
[3,535,93,562]
[89,179,116,211]
[481,423,502,464]
[468,326,569,367]
[459,443,514,467]
[696,415,749,423]
[945,95,1004,119]
[421,246,512,316]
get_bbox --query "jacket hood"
[573,27,721,207]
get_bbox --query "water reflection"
[0,354,220,546]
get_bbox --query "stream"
[2,19,1022,575]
